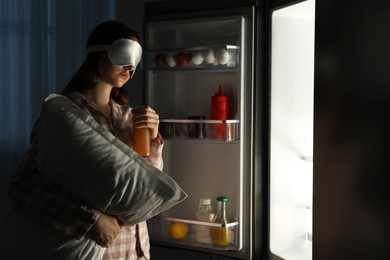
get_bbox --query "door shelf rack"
[143,45,240,70]
[148,216,240,251]
[159,119,239,141]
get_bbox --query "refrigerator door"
[268,0,315,259]
[143,2,255,259]
[314,0,390,259]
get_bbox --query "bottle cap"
[216,196,228,202]
[214,84,225,96]
[212,85,228,100]
[199,198,211,205]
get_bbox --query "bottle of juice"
[210,196,232,247]
[195,198,214,244]
[132,127,150,157]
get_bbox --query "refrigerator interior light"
[270,0,315,259]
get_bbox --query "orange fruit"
[167,221,188,240]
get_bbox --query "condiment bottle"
[188,115,206,139]
[211,85,229,139]
[211,84,229,120]
[210,196,232,247]
[132,127,150,157]
[195,198,214,244]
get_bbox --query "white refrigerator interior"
[144,11,253,256]
[270,0,315,259]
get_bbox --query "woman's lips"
[120,72,130,80]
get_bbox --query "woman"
[7,20,163,259]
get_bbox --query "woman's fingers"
[132,106,160,138]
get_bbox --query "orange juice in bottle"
[210,196,232,246]
[133,127,150,157]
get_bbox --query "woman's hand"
[90,212,121,247]
[131,106,160,140]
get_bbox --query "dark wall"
[314,1,390,259]
[116,0,148,107]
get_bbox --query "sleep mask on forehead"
[87,39,143,78]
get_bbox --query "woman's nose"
[124,65,135,71]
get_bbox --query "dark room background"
[0,0,116,193]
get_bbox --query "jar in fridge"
[195,198,214,244]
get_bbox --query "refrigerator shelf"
[147,216,240,251]
[166,217,239,228]
[144,45,240,70]
[146,44,240,52]
[159,119,239,141]
[143,66,239,73]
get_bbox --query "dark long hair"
[61,21,140,105]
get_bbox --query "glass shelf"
[148,216,240,251]
[166,217,239,228]
[143,45,240,70]
[159,119,239,141]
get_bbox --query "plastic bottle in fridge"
[210,85,229,140]
[195,198,214,244]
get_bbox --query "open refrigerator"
[142,0,315,259]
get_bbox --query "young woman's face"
[97,36,139,88]
[98,53,131,88]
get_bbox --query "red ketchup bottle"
[211,85,229,139]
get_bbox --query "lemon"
[167,221,188,240]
